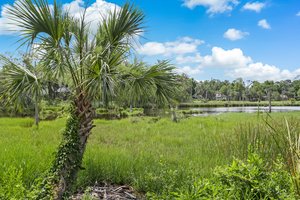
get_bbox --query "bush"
[148,153,294,199]
[95,107,144,119]
[213,154,293,199]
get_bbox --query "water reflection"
[189,106,300,116]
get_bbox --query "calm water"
[189,106,300,116]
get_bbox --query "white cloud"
[0,0,119,35]
[61,0,120,33]
[174,65,202,76]
[172,46,300,81]
[296,11,300,16]
[176,53,203,64]
[198,47,299,81]
[0,4,21,35]
[138,37,204,56]
[201,47,252,68]
[182,0,239,14]
[242,2,265,12]
[258,19,271,29]
[138,42,166,56]
[230,62,300,81]
[223,28,249,41]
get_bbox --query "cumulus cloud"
[138,37,204,56]
[223,28,249,41]
[198,47,300,81]
[171,46,300,81]
[242,2,265,12]
[167,47,252,76]
[182,0,239,14]
[63,0,120,33]
[174,65,202,76]
[297,11,300,16]
[0,3,21,35]
[258,19,271,29]
[201,47,252,68]
[176,53,203,64]
[230,63,300,81]
[0,0,119,35]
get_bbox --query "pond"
[187,106,300,116]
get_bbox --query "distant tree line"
[2,64,300,114]
[173,76,300,102]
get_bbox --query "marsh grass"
[1,112,300,195]
[262,116,300,198]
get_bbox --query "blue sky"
[0,0,300,81]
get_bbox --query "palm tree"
[119,60,176,111]
[4,0,177,198]
[0,55,43,126]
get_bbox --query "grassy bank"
[179,100,300,108]
[1,112,300,196]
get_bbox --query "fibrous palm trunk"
[34,102,39,126]
[34,93,39,126]
[268,90,272,113]
[171,106,178,122]
[47,92,95,199]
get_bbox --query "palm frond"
[6,0,67,46]
[0,55,42,106]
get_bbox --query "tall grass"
[1,112,300,195]
[263,117,300,198]
[0,118,63,186]
[230,113,300,198]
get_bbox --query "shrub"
[213,154,293,199]
[148,153,294,199]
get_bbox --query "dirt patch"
[72,184,144,200]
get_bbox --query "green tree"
[233,78,245,101]
[219,84,230,100]
[119,60,177,110]
[0,54,43,125]
[249,81,264,101]
[4,0,177,198]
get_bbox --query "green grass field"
[1,112,300,195]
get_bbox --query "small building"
[215,93,227,101]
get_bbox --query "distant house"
[57,86,71,93]
[56,86,71,100]
[280,94,288,100]
[215,93,227,101]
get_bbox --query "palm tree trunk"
[268,90,272,113]
[34,95,39,126]
[130,102,133,113]
[171,105,178,122]
[49,92,95,199]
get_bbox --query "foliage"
[95,107,144,119]
[81,187,97,200]
[0,166,27,200]
[40,101,69,120]
[148,153,294,200]
[0,54,45,125]
[3,0,178,198]
[193,78,300,101]
[116,60,178,108]
[1,113,300,198]
[36,105,82,198]
[264,117,300,198]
